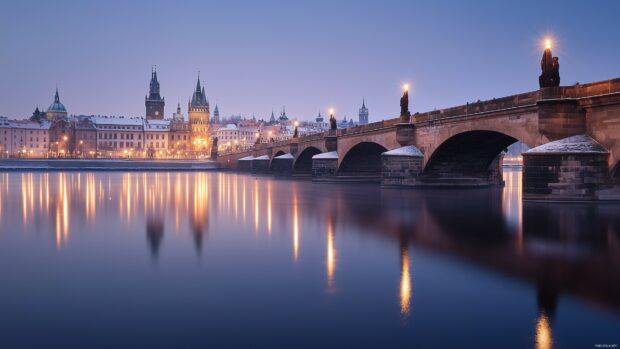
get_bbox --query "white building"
[6,119,51,157]
[213,124,258,151]
[91,116,144,157]
[144,119,170,157]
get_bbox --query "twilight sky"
[1,0,619,121]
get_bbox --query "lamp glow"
[544,38,552,50]
[403,83,409,92]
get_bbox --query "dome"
[48,101,66,113]
[47,88,67,113]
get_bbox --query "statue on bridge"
[400,90,411,122]
[329,113,337,130]
[293,125,299,138]
[539,47,560,88]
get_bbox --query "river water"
[0,169,618,348]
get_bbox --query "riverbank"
[0,159,220,171]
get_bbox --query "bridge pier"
[251,155,270,174]
[523,135,611,201]
[271,153,294,176]
[381,146,424,187]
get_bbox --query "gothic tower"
[213,104,220,124]
[188,72,211,153]
[145,66,165,120]
[358,98,369,125]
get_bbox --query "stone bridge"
[216,78,620,201]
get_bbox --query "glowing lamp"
[544,38,552,50]
[329,108,334,116]
[403,83,409,92]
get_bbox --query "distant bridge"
[217,78,620,201]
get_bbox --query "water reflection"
[0,170,618,348]
[399,241,411,317]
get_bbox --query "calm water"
[0,170,618,348]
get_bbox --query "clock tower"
[145,66,165,120]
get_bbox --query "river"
[0,169,618,348]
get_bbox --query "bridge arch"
[269,150,287,169]
[294,146,322,174]
[338,141,388,176]
[422,130,521,185]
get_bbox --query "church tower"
[145,66,165,120]
[358,98,369,125]
[213,104,220,124]
[188,72,211,154]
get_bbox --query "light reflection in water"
[326,214,336,292]
[267,180,272,235]
[535,312,553,349]
[400,243,411,317]
[292,185,299,261]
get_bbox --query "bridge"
[216,77,620,201]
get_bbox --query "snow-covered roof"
[312,151,338,159]
[274,153,294,159]
[382,145,423,157]
[254,155,270,160]
[238,156,254,161]
[9,120,51,130]
[145,119,170,131]
[91,116,144,126]
[526,135,608,154]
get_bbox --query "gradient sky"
[1,0,619,122]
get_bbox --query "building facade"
[188,74,211,154]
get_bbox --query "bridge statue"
[293,126,299,138]
[329,114,337,130]
[539,48,560,88]
[400,90,411,122]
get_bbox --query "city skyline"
[2,0,619,121]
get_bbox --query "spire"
[362,97,366,108]
[176,102,181,114]
[195,71,201,93]
[54,87,60,103]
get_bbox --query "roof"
[254,155,270,160]
[274,153,294,159]
[238,156,254,161]
[312,151,338,159]
[526,135,608,154]
[9,120,51,130]
[91,116,144,127]
[144,119,170,130]
[382,145,423,157]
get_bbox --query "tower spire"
[54,86,60,103]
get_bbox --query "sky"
[1,0,619,122]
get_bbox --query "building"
[74,116,97,157]
[145,67,165,120]
[212,124,257,152]
[0,117,12,157]
[188,74,211,154]
[144,119,170,157]
[8,119,50,157]
[359,98,369,125]
[46,88,67,121]
[92,116,144,157]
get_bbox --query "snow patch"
[238,156,254,161]
[274,153,294,159]
[254,155,270,160]
[312,151,338,159]
[526,135,608,154]
[382,145,423,157]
